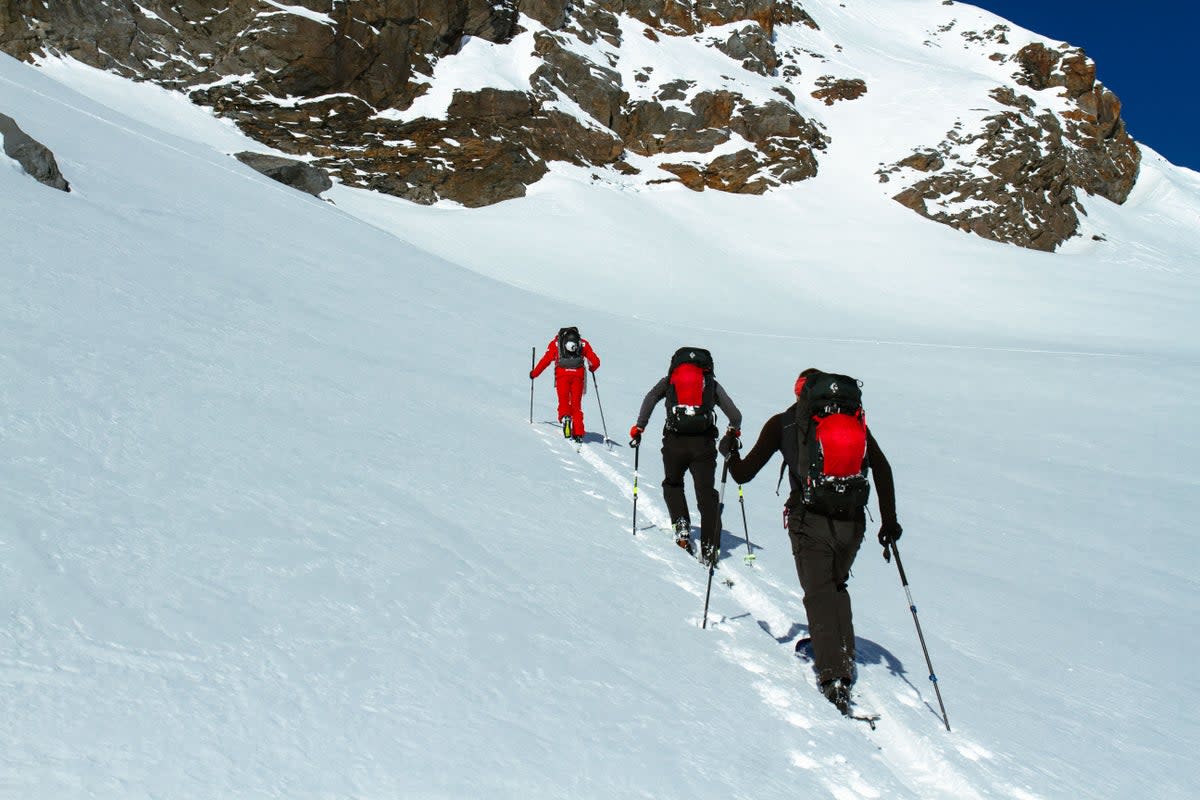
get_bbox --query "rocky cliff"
[0,0,1141,250]
[882,30,1140,252]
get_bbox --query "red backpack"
[665,348,716,435]
[784,372,871,517]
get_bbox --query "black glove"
[718,428,740,458]
[877,521,902,548]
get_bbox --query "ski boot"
[561,416,572,439]
[673,519,695,556]
[820,679,852,716]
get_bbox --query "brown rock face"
[519,0,571,28]
[0,0,1142,236]
[1013,42,1061,91]
[696,0,777,34]
[2,1,520,110]
[890,105,1080,252]
[883,41,1140,251]
[635,92,824,190]
[897,152,944,172]
[772,1,820,30]
[1012,42,1139,203]
[811,76,868,106]
[0,0,830,205]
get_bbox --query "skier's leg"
[568,371,585,436]
[690,438,721,561]
[660,436,690,527]
[554,373,570,423]
[790,515,846,685]
[831,518,865,677]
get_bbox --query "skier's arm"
[727,413,784,484]
[634,377,670,429]
[713,380,742,431]
[531,340,557,378]
[866,429,898,528]
[583,340,600,372]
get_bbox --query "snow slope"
[2,6,1199,798]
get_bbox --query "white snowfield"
[1,1,1197,797]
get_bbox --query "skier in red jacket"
[531,326,601,442]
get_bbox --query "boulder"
[810,76,868,106]
[234,152,332,196]
[0,112,70,191]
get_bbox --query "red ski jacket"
[532,337,600,378]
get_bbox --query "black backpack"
[668,346,714,373]
[783,371,871,517]
[556,327,584,369]
[665,347,716,435]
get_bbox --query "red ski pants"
[555,368,586,436]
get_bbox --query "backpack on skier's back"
[792,371,870,517]
[556,326,583,369]
[665,347,716,435]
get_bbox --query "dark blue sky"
[967,1,1198,172]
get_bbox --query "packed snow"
[2,1,1198,798]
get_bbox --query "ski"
[846,710,881,729]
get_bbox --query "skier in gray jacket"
[629,348,741,565]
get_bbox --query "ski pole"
[885,539,951,732]
[631,441,640,537]
[738,485,755,564]
[702,458,730,629]
[529,347,535,424]
[717,456,730,515]
[590,371,610,445]
[701,558,716,629]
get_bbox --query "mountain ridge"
[1,0,1140,250]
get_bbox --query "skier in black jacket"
[721,368,901,713]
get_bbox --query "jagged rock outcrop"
[1014,43,1139,204]
[0,1,1142,249]
[811,76,867,106]
[235,152,332,196]
[0,0,830,205]
[881,37,1140,251]
[0,112,70,191]
[890,101,1080,251]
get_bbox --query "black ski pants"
[661,433,721,556]
[789,508,865,685]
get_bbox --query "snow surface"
[257,2,336,29]
[2,0,1199,797]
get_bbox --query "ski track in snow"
[649,321,1143,360]
[536,426,1010,799]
